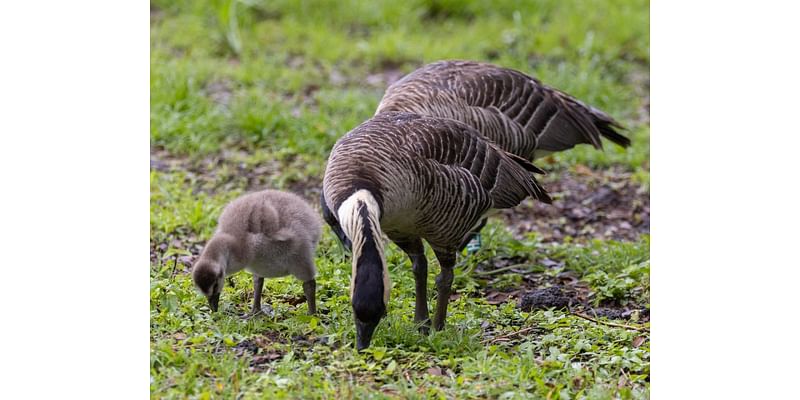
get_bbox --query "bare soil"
[499,166,649,243]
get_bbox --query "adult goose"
[375,60,631,250]
[321,112,551,349]
[376,60,630,161]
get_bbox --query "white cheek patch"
[337,190,391,306]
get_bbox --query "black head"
[352,256,386,350]
[192,260,224,312]
[351,203,387,350]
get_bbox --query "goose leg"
[432,250,456,331]
[303,279,317,315]
[251,275,265,316]
[396,239,430,333]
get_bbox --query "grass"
[151,0,650,398]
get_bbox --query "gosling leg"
[303,279,317,315]
[250,275,265,317]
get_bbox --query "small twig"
[481,325,538,345]
[572,311,649,332]
[169,253,179,281]
[475,263,530,276]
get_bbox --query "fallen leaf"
[485,291,510,305]
[173,333,187,340]
[540,258,563,268]
[251,352,282,368]
[632,336,645,348]
[573,164,595,176]
[426,367,443,376]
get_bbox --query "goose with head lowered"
[321,112,551,350]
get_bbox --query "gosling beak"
[207,292,220,312]
[355,319,378,351]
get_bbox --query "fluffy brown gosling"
[192,190,322,316]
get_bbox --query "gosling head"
[192,259,224,312]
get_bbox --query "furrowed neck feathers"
[337,190,390,305]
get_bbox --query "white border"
[1,2,149,398]
[653,1,800,398]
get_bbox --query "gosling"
[192,189,322,316]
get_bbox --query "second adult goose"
[322,112,551,349]
[376,60,630,160]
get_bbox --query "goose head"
[337,189,390,350]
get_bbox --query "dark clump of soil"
[519,286,574,311]
[591,307,650,322]
[475,254,649,324]
[500,166,649,243]
[513,284,650,322]
[232,332,287,371]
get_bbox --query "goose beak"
[355,319,378,351]
[207,293,220,312]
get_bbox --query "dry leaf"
[573,164,595,176]
[251,352,282,367]
[485,291,510,305]
[632,336,645,348]
[426,367,443,376]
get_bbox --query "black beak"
[355,319,379,351]
[208,292,220,312]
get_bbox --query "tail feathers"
[596,119,631,148]
[505,153,553,204]
[529,178,552,204]
[542,89,630,152]
[506,152,546,175]
[497,152,552,206]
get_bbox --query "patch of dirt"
[150,149,320,201]
[328,63,406,90]
[230,331,339,371]
[150,238,203,269]
[499,166,649,243]
[203,80,234,108]
[150,4,163,21]
[516,285,648,322]
[232,332,287,371]
[474,253,649,327]
[365,69,404,88]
